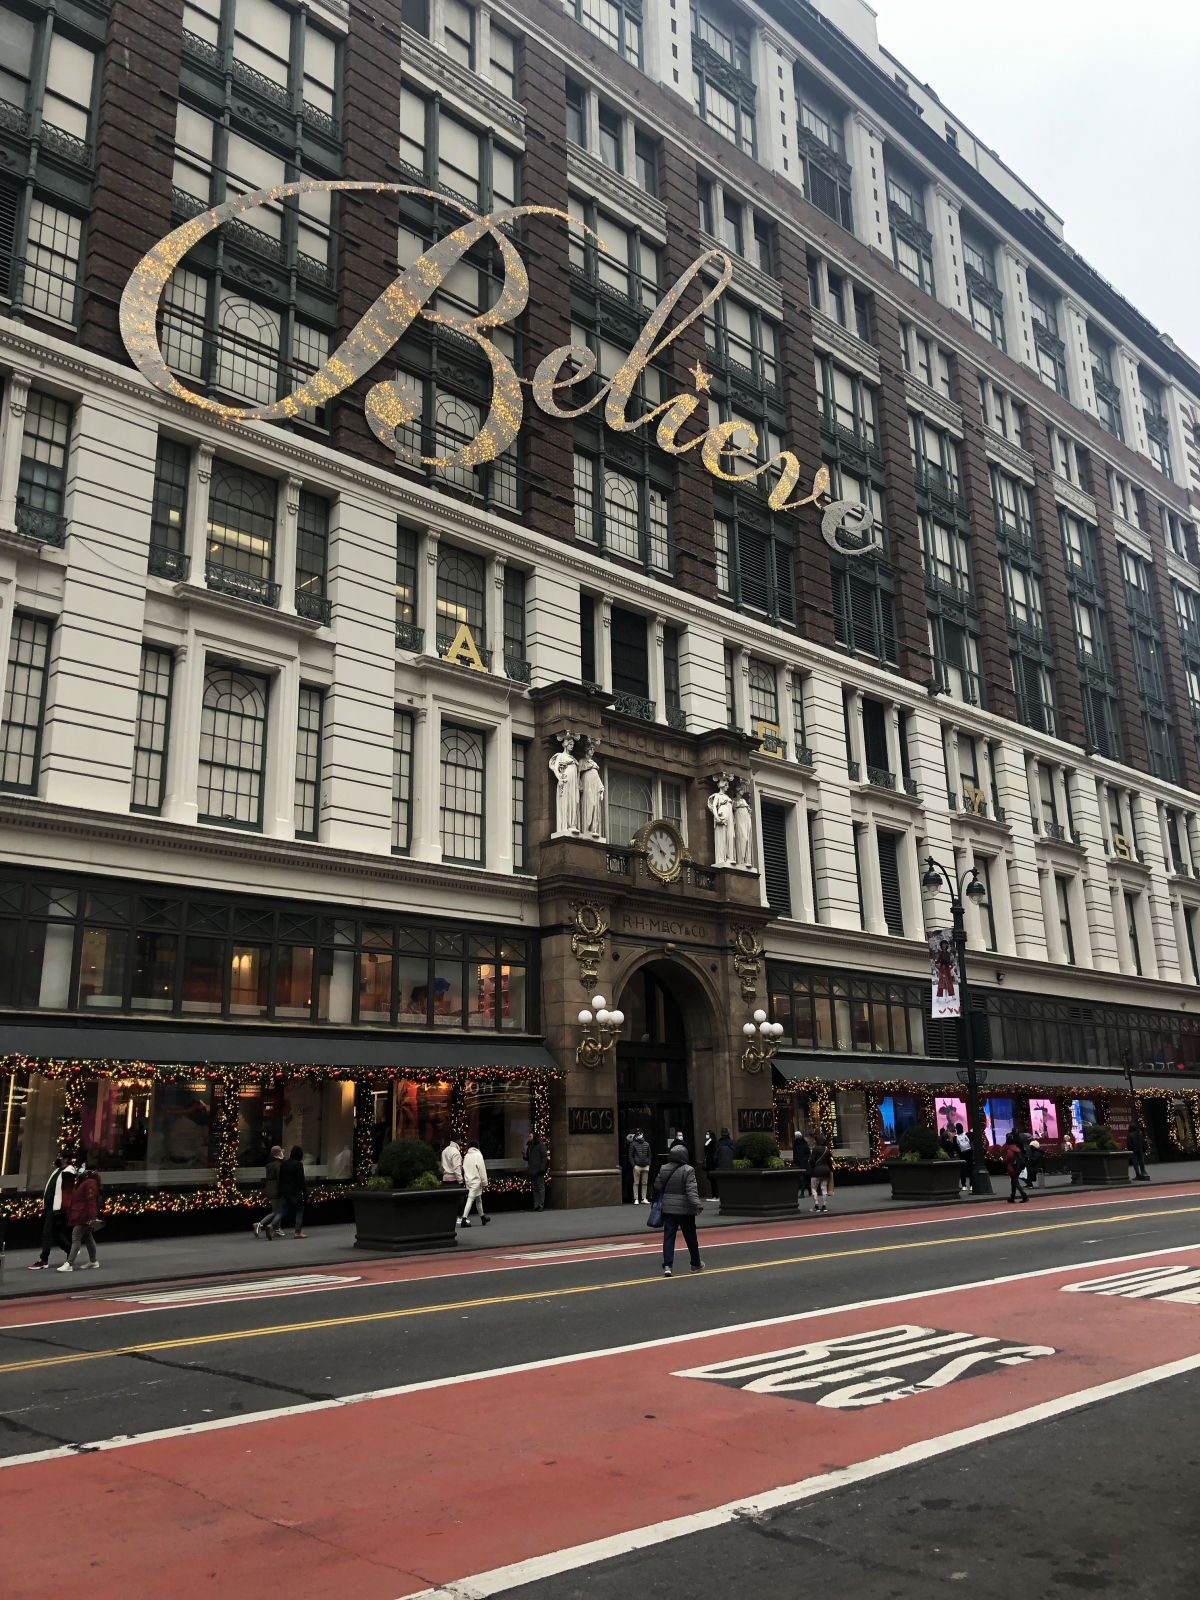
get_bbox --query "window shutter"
[760,803,792,918]
[737,525,769,611]
[849,575,876,654]
[876,830,905,936]
[0,179,17,299]
[610,606,649,698]
[1021,656,1046,733]
[861,699,889,771]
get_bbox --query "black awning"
[0,1021,562,1074]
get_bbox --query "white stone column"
[643,0,691,103]
[475,5,490,81]
[486,552,506,667]
[1052,764,1072,839]
[1024,753,1041,829]
[276,475,301,615]
[1115,344,1146,461]
[1068,873,1094,968]
[731,645,750,732]
[648,613,666,724]
[794,799,815,923]
[846,112,885,257]
[418,530,439,654]
[1136,889,1165,980]
[897,828,923,941]
[428,0,445,51]
[1187,812,1200,874]
[264,655,301,838]
[409,704,441,863]
[1040,868,1065,964]
[488,716,513,875]
[990,847,1017,956]
[927,182,963,319]
[161,633,205,826]
[998,246,1033,373]
[956,845,984,950]
[185,443,214,585]
[884,704,903,783]
[780,667,797,758]
[707,177,724,238]
[1111,884,1135,975]
[749,26,794,179]
[597,597,613,693]
[1061,297,1093,414]
[1171,896,1192,985]
[584,87,600,155]
[845,688,865,775]
[620,116,636,181]
[859,814,887,935]
[944,727,962,809]
[0,372,30,532]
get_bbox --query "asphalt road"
[2,1185,1199,1598]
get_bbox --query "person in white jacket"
[459,1141,489,1227]
[441,1138,464,1185]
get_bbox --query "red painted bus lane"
[5,1248,1200,1600]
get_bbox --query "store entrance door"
[616,967,692,1200]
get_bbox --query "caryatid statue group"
[550,733,605,839]
[707,774,755,870]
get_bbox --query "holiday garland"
[0,1056,561,1221]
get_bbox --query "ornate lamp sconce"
[577,992,625,1070]
[741,1008,785,1073]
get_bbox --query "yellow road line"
[3,1203,1198,1378]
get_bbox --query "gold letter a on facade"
[443,624,488,672]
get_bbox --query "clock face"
[646,824,681,879]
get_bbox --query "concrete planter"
[351,1185,463,1253]
[715,1167,806,1216]
[1073,1149,1131,1186]
[887,1159,964,1202]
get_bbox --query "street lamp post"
[922,855,993,1197]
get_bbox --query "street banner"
[929,929,961,1018]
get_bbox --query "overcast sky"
[871,0,1200,366]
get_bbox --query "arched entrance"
[615,961,715,1197]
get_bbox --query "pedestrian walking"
[1021,1139,1043,1194]
[710,1125,734,1201]
[277,1144,308,1236]
[954,1123,973,1192]
[652,1138,704,1276]
[458,1140,489,1227]
[525,1129,549,1211]
[254,1145,285,1238]
[809,1133,832,1213]
[1003,1133,1028,1203]
[628,1126,651,1204]
[1127,1120,1150,1181]
[791,1127,811,1209]
[57,1156,102,1272]
[29,1152,76,1269]
[441,1137,464,1186]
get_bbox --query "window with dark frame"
[295,491,330,621]
[149,438,190,578]
[511,740,527,871]
[396,526,420,650]
[440,724,485,864]
[0,614,52,794]
[198,667,269,830]
[294,686,323,839]
[392,709,414,854]
[131,647,174,814]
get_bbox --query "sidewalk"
[4,1161,1196,1300]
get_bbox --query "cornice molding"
[983,428,1035,483]
[811,308,879,380]
[566,144,667,237]
[698,230,783,311]
[399,23,525,138]
[1052,474,1097,521]
[901,371,962,434]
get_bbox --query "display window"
[983,1097,1015,1148]
[875,1093,918,1151]
[464,1080,533,1166]
[81,1077,218,1182]
[1069,1098,1097,1143]
[934,1095,968,1137]
[1028,1097,1060,1143]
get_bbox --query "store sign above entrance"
[120,183,879,556]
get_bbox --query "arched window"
[603,469,640,561]
[440,724,484,863]
[436,544,486,640]
[198,668,269,828]
[207,462,276,578]
[215,291,281,406]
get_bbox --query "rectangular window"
[443,0,474,67]
[580,593,596,685]
[131,647,173,813]
[512,740,527,871]
[207,461,277,591]
[440,724,485,864]
[294,686,322,839]
[974,855,997,951]
[489,26,516,96]
[0,614,52,793]
[198,668,269,829]
[150,438,190,567]
[635,133,658,196]
[747,657,780,747]
[610,606,649,702]
[724,647,737,728]
[565,80,585,148]
[503,567,526,676]
[395,526,419,644]
[392,709,414,853]
[437,544,486,649]
[17,391,71,527]
[876,830,904,937]
[598,104,622,173]
[295,491,329,614]
[714,516,732,596]
[760,803,792,917]
[663,626,682,721]
[1055,875,1076,965]
[25,199,82,323]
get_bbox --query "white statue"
[732,779,754,868]
[707,775,735,867]
[550,734,581,835]
[578,737,605,839]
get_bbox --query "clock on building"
[634,819,689,884]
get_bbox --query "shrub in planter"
[411,1169,442,1189]
[732,1158,753,1169]
[898,1125,948,1161]
[734,1131,781,1166]
[1081,1124,1119,1152]
[377,1138,440,1190]
[364,1174,393,1190]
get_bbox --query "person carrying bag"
[651,1138,704,1276]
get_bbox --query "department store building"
[1,0,1199,1219]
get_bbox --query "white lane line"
[97,1275,361,1306]
[2,1237,1198,1474]
[398,1352,1200,1600]
[497,1243,663,1260]
[5,1185,1194,1334]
